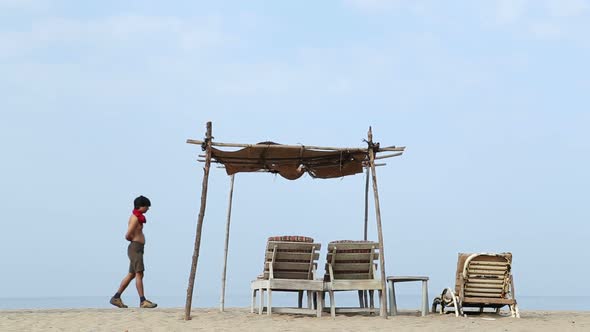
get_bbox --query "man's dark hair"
[134,195,151,209]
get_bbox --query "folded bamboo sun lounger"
[432,252,520,318]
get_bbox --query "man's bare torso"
[127,215,145,244]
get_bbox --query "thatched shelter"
[184,122,405,319]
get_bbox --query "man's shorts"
[128,242,145,273]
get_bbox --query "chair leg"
[431,297,440,314]
[358,290,365,308]
[307,290,312,309]
[267,288,272,316]
[258,288,264,315]
[422,280,429,316]
[298,291,303,308]
[251,289,256,313]
[316,292,322,318]
[444,289,460,317]
[329,291,336,318]
[452,298,460,317]
[378,290,383,315]
[390,282,397,316]
[369,290,375,313]
[509,304,520,318]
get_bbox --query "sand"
[0,308,588,331]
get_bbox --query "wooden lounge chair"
[323,240,383,318]
[250,237,323,317]
[432,252,520,318]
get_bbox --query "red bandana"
[133,209,146,224]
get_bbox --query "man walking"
[110,195,157,308]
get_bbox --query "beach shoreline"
[1,307,588,331]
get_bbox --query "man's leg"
[117,273,136,294]
[135,271,145,298]
[136,271,157,308]
[110,273,135,308]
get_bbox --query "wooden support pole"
[186,139,405,153]
[220,174,235,312]
[364,167,369,241]
[201,153,399,160]
[367,127,388,318]
[374,152,403,160]
[202,160,387,168]
[363,167,370,308]
[184,122,213,320]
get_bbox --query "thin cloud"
[0,14,231,60]
[0,0,48,10]
[494,0,529,25]
[343,0,403,11]
[544,0,589,17]
[529,21,563,39]
[488,0,590,41]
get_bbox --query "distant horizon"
[2,294,590,312]
[2,0,589,307]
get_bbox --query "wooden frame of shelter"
[183,121,405,320]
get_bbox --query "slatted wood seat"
[322,241,383,318]
[432,253,520,318]
[250,239,323,317]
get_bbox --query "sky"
[1,0,589,308]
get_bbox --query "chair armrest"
[328,263,335,282]
[458,273,465,300]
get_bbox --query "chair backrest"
[454,253,512,299]
[263,241,321,280]
[325,241,379,281]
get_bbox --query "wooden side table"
[387,276,429,317]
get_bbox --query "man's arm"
[125,216,139,241]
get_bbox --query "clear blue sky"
[1,0,589,306]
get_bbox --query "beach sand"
[0,308,588,331]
